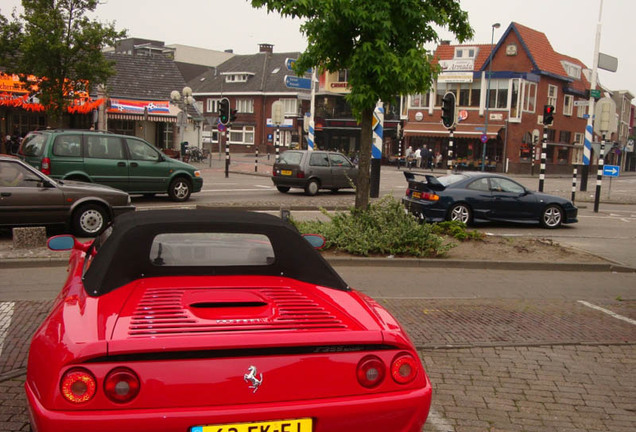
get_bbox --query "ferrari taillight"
[391,353,418,384]
[41,157,51,175]
[104,367,140,403]
[60,368,97,404]
[356,355,386,388]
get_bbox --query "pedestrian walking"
[414,147,422,168]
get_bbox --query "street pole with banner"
[593,96,617,212]
[370,102,384,198]
[271,101,284,160]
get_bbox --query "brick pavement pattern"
[2,298,635,431]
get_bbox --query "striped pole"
[275,128,280,161]
[370,103,384,198]
[571,165,577,202]
[397,138,402,170]
[224,132,229,178]
[308,68,316,151]
[446,128,454,175]
[593,138,605,213]
[255,147,259,173]
[538,128,547,192]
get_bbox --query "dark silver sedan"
[271,150,358,195]
[0,155,134,236]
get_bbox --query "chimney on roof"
[259,43,274,53]
[440,40,451,46]
[224,49,233,53]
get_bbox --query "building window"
[547,85,558,107]
[577,101,586,118]
[224,74,249,83]
[486,79,509,109]
[281,98,298,115]
[559,130,572,143]
[409,93,429,108]
[523,82,536,113]
[563,95,573,116]
[206,98,220,114]
[454,47,478,59]
[236,98,254,114]
[574,132,584,145]
[228,126,255,145]
[338,70,348,82]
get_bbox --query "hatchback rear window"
[278,151,303,165]
[19,133,47,157]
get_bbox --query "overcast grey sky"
[2,0,634,95]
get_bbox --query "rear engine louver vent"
[129,286,347,336]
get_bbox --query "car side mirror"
[48,234,92,252]
[302,234,326,249]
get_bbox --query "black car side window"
[467,178,490,192]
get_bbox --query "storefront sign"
[439,59,474,72]
[437,72,473,83]
[108,99,171,114]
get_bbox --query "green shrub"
[431,220,485,241]
[291,196,454,257]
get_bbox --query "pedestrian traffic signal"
[218,98,230,125]
[543,105,555,126]
[441,92,456,129]
[230,109,238,123]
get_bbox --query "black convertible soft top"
[83,209,349,297]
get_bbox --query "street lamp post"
[481,22,501,171]
[170,86,195,153]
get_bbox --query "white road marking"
[0,302,15,358]
[578,300,636,325]
[426,407,455,431]
[199,188,275,193]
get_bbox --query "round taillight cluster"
[60,368,97,403]
[104,367,141,403]
[357,356,386,388]
[391,353,418,384]
[356,353,419,388]
[60,366,140,404]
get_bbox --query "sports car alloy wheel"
[541,205,563,229]
[449,203,471,224]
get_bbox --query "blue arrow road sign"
[284,75,312,90]
[603,165,620,177]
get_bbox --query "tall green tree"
[251,0,472,209]
[0,0,126,126]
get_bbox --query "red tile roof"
[432,44,493,71]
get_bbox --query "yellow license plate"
[192,418,312,432]
[412,191,421,199]
[281,170,292,176]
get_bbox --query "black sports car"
[402,171,578,229]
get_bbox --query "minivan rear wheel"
[168,177,192,202]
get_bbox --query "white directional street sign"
[602,165,620,177]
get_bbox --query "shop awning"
[404,121,503,138]
[108,113,177,123]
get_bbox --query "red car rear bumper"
[27,380,431,432]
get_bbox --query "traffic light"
[218,98,230,125]
[230,109,238,123]
[543,105,555,126]
[441,92,456,129]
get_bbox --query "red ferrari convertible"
[26,209,432,432]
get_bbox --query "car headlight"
[194,170,201,177]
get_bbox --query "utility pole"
[581,0,604,192]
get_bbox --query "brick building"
[403,22,599,174]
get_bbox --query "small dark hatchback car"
[271,150,358,196]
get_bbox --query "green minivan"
[19,129,203,202]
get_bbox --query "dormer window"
[221,72,254,83]
[454,47,478,59]
[561,61,581,80]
